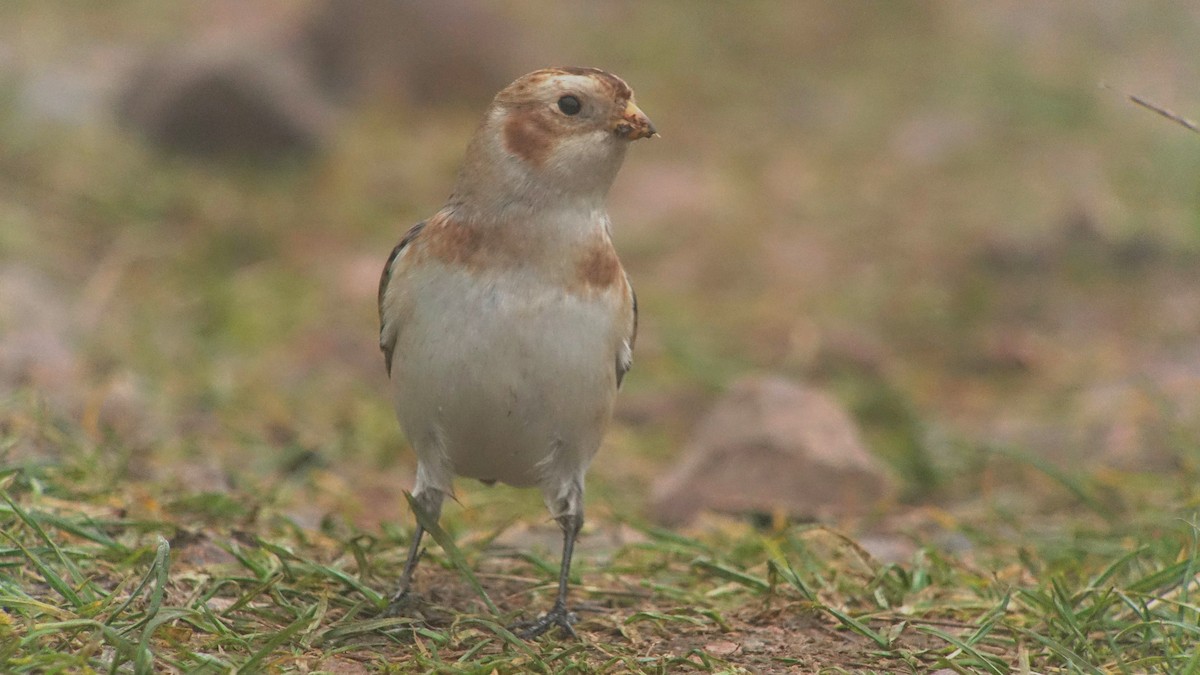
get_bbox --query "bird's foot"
[510,602,578,640]
[384,588,426,618]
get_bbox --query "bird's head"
[453,67,656,216]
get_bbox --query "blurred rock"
[703,640,740,657]
[855,533,917,564]
[1082,380,1186,473]
[117,0,535,160]
[295,0,530,107]
[119,40,334,160]
[650,376,894,526]
[979,207,1176,276]
[0,265,80,408]
[0,265,162,454]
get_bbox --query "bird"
[377,66,655,638]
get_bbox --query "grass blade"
[404,491,499,616]
[824,606,891,649]
[234,604,317,674]
[106,536,171,628]
[986,446,1113,518]
[132,536,172,675]
[0,528,82,608]
[1013,627,1105,675]
[457,617,548,672]
[915,624,1008,675]
[691,558,769,593]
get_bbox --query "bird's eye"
[557,95,582,116]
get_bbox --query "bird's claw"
[510,603,578,640]
[384,589,425,618]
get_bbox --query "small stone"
[741,637,767,653]
[856,534,918,564]
[704,640,740,656]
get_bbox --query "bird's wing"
[378,220,427,376]
[617,272,637,389]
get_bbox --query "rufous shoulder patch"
[575,239,622,291]
[424,214,484,265]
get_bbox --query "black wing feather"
[616,279,637,388]
[378,221,427,376]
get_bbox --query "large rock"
[119,41,334,160]
[117,0,534,160]
[650,376,894,525]
[295,0,531,106]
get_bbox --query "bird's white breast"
[388,262,621,490]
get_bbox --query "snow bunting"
[378,67,655,638]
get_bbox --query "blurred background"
[2,1,1199,538]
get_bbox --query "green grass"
[2,398,1199,671]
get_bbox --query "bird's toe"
[510,603,578,640]
[384,589,426,618]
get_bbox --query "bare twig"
[1103,82,1200,135]
[1128,94,1200,134]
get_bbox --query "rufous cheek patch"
[503,109,557,167]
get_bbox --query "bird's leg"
[513,511,583,639]
[390,523,426,603]
[386,489,444,615]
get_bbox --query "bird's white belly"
[390,266,618,489]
